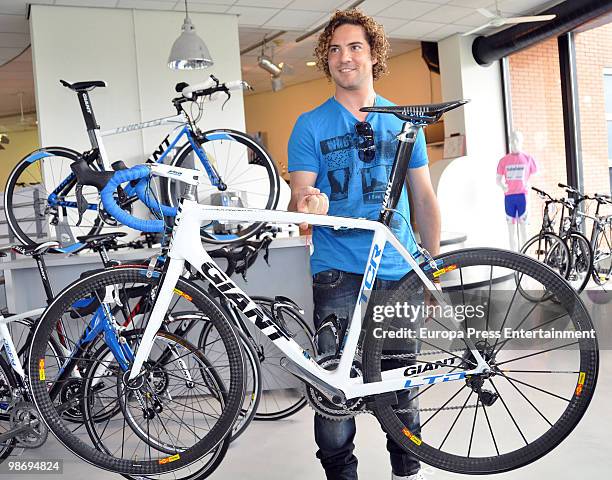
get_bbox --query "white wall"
[436,34,509,248]
[30,5,243,165]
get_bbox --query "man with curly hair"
[288,8,440,480]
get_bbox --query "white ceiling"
[0,0,562,120]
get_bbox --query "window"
[605,69,612,161]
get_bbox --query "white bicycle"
[27,100,598,476]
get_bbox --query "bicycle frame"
[44,112,223,214]
[0,309,46,380]
[126,164,491,401]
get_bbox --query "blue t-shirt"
[288,96,428,280]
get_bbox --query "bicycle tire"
[4,147,102,251]
[563,231,592,294]
[591,224,612,285]
[27,266,245,475]
[362,248,598,474]
[519,232,570,302]
[162,129,280,245]
[198,320,262,441]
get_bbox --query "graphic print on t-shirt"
[361,163,392,203]
[320,129,398,205]
[505,164,527,181]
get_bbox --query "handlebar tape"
[100,165,164,233]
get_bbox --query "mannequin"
[496,131,538,251]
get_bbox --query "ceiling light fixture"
[258,55,283,77]
[306,61,316,67]
[168,0,214,70]
[257,40,289,92]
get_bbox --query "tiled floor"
[10,350,611,480]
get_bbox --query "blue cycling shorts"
[505,193,527,223]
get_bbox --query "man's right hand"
[295,186,329,230]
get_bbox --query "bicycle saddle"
[360,99,469,124]
[77,231,127,246]
[60,79,107,91]
[11,241,61,256]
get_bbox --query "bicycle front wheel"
[162,129,280,245]
[28,267,245,475]
[362,248,598,474]
[4,147,102,250]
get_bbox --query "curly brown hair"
[314,8,390,82]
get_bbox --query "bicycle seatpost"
[74,90,110,169]
[379,122,420,226]
[32,253,56,305]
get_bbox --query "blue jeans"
[312,269,421,480]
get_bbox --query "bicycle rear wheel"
[591,224,612,285]
[519,232,570,302]
[563,232,592,293]
[163,129,280,245]
[4,147,102,250]
[28,267,244,475]
[362,248,598,474]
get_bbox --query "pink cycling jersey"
[496,152,538,195]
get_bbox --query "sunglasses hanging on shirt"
[354,121,375,163]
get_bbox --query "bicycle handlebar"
[180,75,251,99]
[100,165,176,233]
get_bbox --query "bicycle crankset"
[302,356,365,421]
[9,402,49,448]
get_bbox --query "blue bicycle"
[4,76,280,251]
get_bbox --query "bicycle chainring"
[9,402,49,448]
[302,356,365,421]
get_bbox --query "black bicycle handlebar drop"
[207,236,273,281]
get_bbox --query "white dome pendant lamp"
[168,0,214,70]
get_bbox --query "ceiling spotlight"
[168,0,213,70]
[258,55,283,76]
[306,61,316,67]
